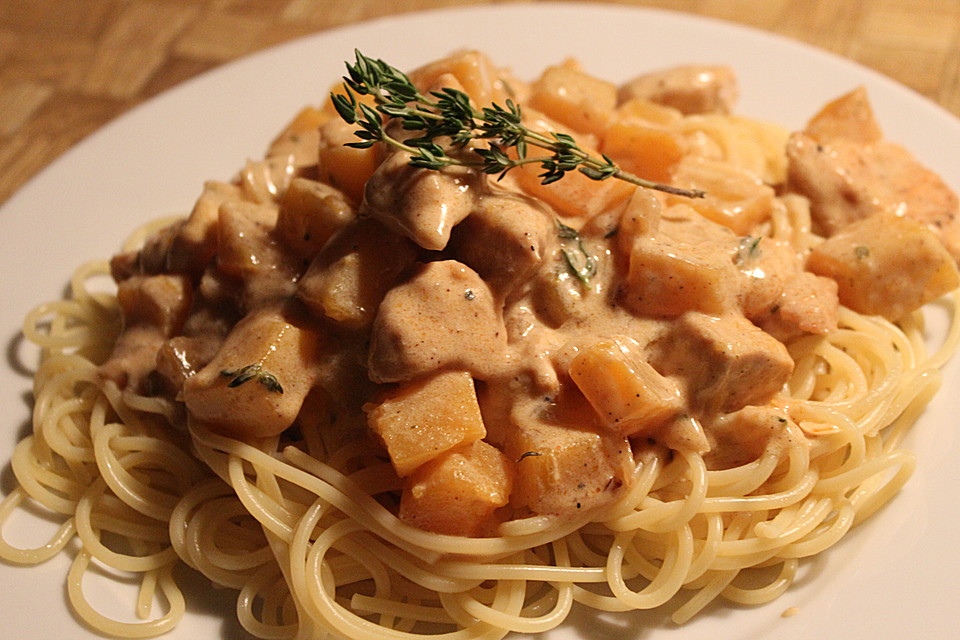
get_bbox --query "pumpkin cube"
[569,338,683,437]
[399,440,512,537]
[364,370,486,477]
[807,213,959,320]
[529,59,617,137]
[275,177,355,264]
[297,219,417,329]
[506,420,632,517]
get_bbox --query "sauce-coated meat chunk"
[367,260,508,383]
[786,88,960,259]
[618,65,738,115]
[649,312,794,414]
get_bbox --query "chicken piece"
[216,200,299,309]
[171,180,247,276]
[182,306,324,439]
[649,312,794,414]
[618,65,738,115]
[807,213,959,320]
[734,237,794,320]
[703,405,797,469]
[367,260,508,383]
[786,88,960,259]
[116,274,193,336]
[449,193,554,299]
[361,150,482,251]
[757,272,839,343]
[154,335,220,397]
[735,237,839,340]
[99,274,193,390]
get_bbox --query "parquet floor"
[1,0,958,205]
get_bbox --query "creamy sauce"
[99,53,959,535]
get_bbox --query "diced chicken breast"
[99,274,194,390]
[361,151,482,251]
[367,260,508,383]
[649,312,794,413]
[786,88,960,260]
[183,306,324,439]
[449,193,554,299]
[703,405,798,469]
[618,65,738,115]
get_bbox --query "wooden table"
[1,0,958,206]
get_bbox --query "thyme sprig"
[332,50,705,198]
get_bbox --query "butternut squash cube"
[399,440,512,537]
[613,98,684,128]
[364,370,487,477]
[267,106,329,168]
[601,120,685,184]
[569,338,683,437]
[317,117,379,204]
[275,178,355,264]
[507,420,632,517]
[216,201,282,278]
[512,111,635,218]
[621,236,738,317]
[669,156,776,235]
[807,213,959,320]
[804,87,883,145]
[408,50,509,108]
[529,60,617,137]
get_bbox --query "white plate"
[1,3,958,639]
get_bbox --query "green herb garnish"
[220,364,284,394]
[556,219,597,286]
[517,451,543,463]
[734,236,763,266]
[332,50,705,198]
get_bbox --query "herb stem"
[333,50,705,199]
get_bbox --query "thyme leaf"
[734,236,763,266]
[220,364,284,394]
[556,220,597,285]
